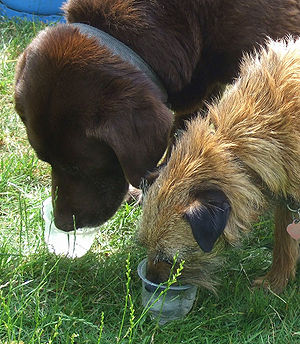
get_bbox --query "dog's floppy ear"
[96,99,173,188]
[184,189,231,252]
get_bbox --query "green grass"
[0,18,299,344]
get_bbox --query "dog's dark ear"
[97,100,173,188]
[184,189,231,252]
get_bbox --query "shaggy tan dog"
[139,37,300,293]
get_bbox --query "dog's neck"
[71,23,168,104]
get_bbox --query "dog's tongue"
[42,197,99,258]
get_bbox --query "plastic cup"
[137,258,197,325]
[42,197,99,258]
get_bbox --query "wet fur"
[139,38,300,293]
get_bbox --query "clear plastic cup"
[42,197,99,258]
[137,258,197,325]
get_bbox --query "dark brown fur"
[15,0,300,230]
[139,38,300,293]
[15,25,171,229]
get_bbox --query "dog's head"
[138,116,263,290]
[14,24,173,230]
[139,181,231,291]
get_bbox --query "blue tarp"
[0,2,65,23]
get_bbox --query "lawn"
[0,18,299,344]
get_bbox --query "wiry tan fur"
[139,37,300,293]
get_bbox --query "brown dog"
[15,0,300,231]
[139,38,300,293]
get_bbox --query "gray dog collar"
[71,22,168,104]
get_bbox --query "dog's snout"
[146,260,172,285]
[53,204,95,231]
[53,213,78,232]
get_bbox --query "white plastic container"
[137,258,197,325]
[42,197,99,258]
